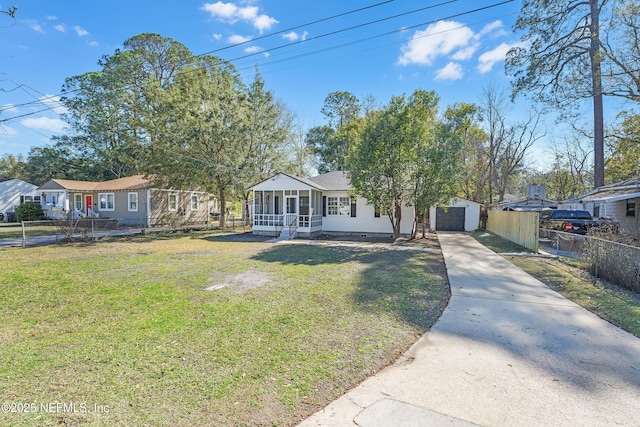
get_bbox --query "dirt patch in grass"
[206,270,272,293]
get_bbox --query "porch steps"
[277,227,298,241]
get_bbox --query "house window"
[627,199,636,217]
[593,203,600,218]
[128,193,138,212]
[327,196,351,216]
[168,194,178,211]
[34,195,41,203]
[191,195,199,211]
[374,207,381,218]
[74,194,83,211]
[98,193,115,211]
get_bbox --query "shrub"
[15,201,45,221]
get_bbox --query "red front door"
[85,195,93,215]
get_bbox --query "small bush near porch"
[0,232,449,426]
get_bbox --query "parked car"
[539,209,604,235]
[0,212,4,221]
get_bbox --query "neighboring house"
[38,175,211,227]
[560,178,640,234]
[0,178,40,221]
[488,185,558,212]
[249,171,414,238]
[429,197,482,232]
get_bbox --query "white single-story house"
[0,178,40,221]
[429,197,482,232]
[38,175,211,227]
[248,171,415,238]
[560,178,640,234]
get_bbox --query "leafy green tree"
[23,144,101,185]
[0,154,27,180]
[57,33,194,180]
[507,0,608,188]
[307,91,361,172]
[347,89,460,238]
[607,112,640,182]
[443,103,488,203]
[145,56,249,227]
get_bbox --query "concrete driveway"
[299,232,640,426]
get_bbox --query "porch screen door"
[285,196,297,227]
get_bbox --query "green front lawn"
[0,232,449,426]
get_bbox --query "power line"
[222,0,463,64]
[1,0,514,124]
[1,0,399,114]
[198,0,396,56]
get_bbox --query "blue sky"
[1,0,532,161]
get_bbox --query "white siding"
[0,179,39,215]
[321,192,413,236]
[429,198,482,232]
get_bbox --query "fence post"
[232,216,235,230]
[91,219,95,239]
[21,221,26,247]
[594,238,599,284]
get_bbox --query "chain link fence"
[539,228,640,293]
[1,217,226,248]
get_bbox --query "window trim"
[168,194,178,211]
[128,192,139,212]
[190,194,199,211]
[98,193,115,211]
[626,199,636,217]
[74,194,83,211]
[327,196,352,216]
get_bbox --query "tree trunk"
[590,0,605,188]
[219,187,226,228]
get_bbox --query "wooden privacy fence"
[487,210,539,253]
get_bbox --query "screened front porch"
[252,189,323,237]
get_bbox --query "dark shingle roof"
[309,171,351,191]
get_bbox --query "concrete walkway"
[298,232,640,426]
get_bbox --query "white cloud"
[202,1,278,33]
[435,62,464,81]
[398,20,474,66]
[451,45,477,61]
[89,41,99,47]
[477,20,507,39]
[47,16,58,21]
[212,33,222,40]
[73,25,89,37]
[282,31,298,41]
[282,30,308,42]
[244,45,262,54]
[30,22,45,33]
[2,103,17,112]
[54,24,66,32]
[228,34,252,44]
[20,117,66,133]
[477,42,519,73]
[253,14,278,32]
